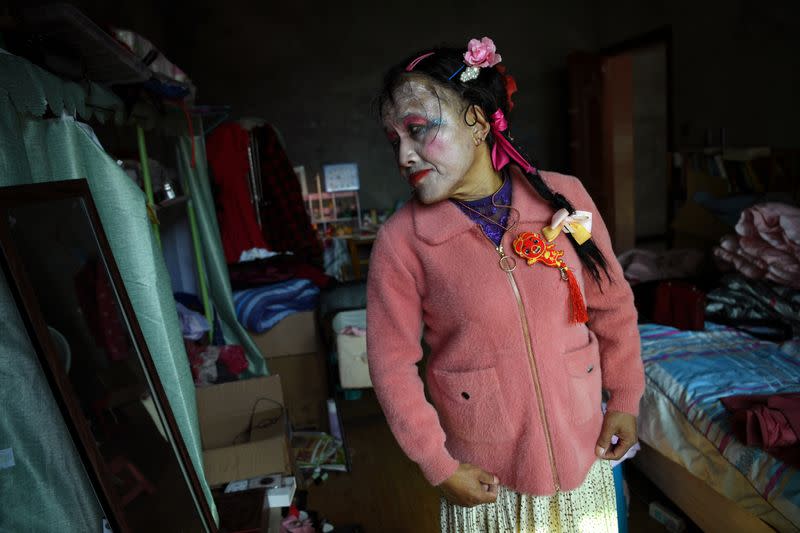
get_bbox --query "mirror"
[0,180,216,532]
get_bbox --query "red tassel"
[565,268,588,324]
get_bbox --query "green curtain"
[0,241,104,532]
[176,134,267,376]
[0,91,217,527]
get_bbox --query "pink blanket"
[714,203,800,288]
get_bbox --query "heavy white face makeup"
[382,79,497,204]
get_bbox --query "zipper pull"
[497,245,517,272]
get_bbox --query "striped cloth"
[233,279,319,333]
[639,322,800,530]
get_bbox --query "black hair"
[377,46,611,286]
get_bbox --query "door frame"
[601,25,674,153]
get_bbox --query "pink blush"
[424,134,446,154]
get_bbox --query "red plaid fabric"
[254,125,323,267]
[206,122,269,263]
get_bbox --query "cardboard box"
[267,352,328,430]
[196,375,291,486]
[250,311,318,359]
[333,309,372,389]
[249,312,329,429]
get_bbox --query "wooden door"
[568,51,636,251]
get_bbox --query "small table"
[345,234,376,280]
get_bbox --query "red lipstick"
[409,169,431,186]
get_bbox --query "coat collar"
[412,167,555,246]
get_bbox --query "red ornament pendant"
[512,232,588,324]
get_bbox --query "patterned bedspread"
[638,323,800,531]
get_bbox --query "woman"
[366,37,644,532]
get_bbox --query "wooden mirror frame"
[0,179,218,532]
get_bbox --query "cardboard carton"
[196,375,291,486]
[249,311,317,359]
[267,352,328,430]
[249,311,329,430]
[333,309,372,389]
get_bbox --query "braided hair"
[377,46,611,286]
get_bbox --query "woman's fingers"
[477,469,500,486]
[473,466,500,503]
[440,463,500,506]
[596,411,638,459]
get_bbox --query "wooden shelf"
[305,190,362,232]
[305,191,358,201]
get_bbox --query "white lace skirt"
[440,460,617,533]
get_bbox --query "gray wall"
[164,0,598,209]
[11,1,799,210]
[633,44,668,240]
[595,0,800,150]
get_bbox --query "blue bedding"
[233,279,319,333]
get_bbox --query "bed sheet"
[638,323,800,531]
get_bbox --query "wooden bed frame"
[631,442,775,532]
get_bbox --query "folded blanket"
[715,203,800,289]
[715,235,800,288]
[736,203,800,254]
[234,279,319,333]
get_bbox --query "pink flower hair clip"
[450,37,502,83]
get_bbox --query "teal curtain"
[0,255,105,532]
[176,134,268,376]
[0,90,217,527]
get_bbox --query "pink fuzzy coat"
[366,169,644,495]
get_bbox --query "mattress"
[638,323,800,531]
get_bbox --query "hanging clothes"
[253,125,323,266]
[206,122,268,263]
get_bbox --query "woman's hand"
[595,410,638,460]
[438,463,500,507]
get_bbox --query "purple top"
[452,177,513,247]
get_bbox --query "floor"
[301,389,701,532]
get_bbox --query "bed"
[633,322,800,532]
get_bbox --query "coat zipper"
[496,244,561,492]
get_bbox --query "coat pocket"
[564,331,602,425]
[431,367,515,443]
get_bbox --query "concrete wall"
[9,0,170,53]
[633,44,668,240]
[164,0,598,209]
[11,1,798,211]
[595,0,800,150]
